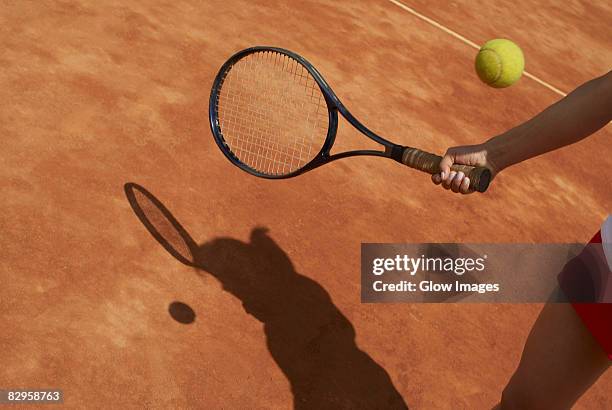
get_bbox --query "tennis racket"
[209,46,491,193]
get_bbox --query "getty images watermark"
[361,243,611,303]
[371,253,498,294]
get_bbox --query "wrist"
[483,134,514,175]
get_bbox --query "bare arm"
[433,70,612,193]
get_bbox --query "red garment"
[571,231,612,360]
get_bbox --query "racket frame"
[209,46,406,179]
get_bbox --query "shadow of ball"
[169,301,196,324]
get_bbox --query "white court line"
[386,0,567,96]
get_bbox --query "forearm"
[485,71,612,172]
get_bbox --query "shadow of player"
[124,182,408,409]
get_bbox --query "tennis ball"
[475,39,525,88]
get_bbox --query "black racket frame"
[209,46,409,179]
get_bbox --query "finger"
[459,177,473,194]
[439,152,455,181]
[432,173,443,185]
[442,171,456,190]
[451,172,465,193]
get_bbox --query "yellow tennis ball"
[475,39,525,88]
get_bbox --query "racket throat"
[386,144,406,163]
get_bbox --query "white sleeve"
[602,215,612,270]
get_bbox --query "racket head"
[209,47,338,178]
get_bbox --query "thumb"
[438,151,455,180]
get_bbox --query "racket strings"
[222,54,320,172]
[216,51,329,175]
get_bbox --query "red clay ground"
[1,0,610,408]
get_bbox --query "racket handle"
[401,147,491,193]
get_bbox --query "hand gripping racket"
[209,46,491,192]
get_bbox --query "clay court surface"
[1,0,611,408]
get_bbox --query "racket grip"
[401,147,491,193]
